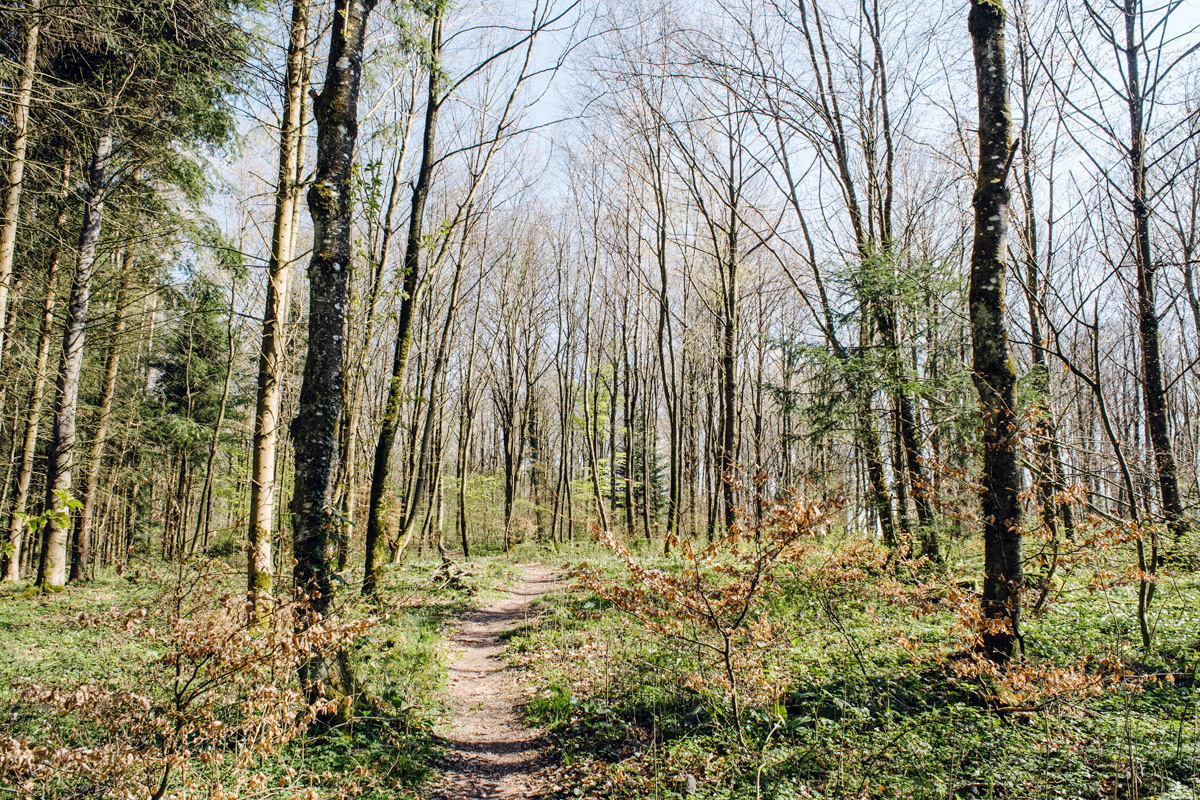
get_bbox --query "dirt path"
[432,564,555,799]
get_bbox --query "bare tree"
[290,0,377,711]
[1041,0,1200,542]
[248,0,311,605]
[968,0,1023,663]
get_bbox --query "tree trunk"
[68,264,129,582]
[333,150,409,573]
[968,0,1023,663]
[0,301,21,481]
[456,394,476,558]
[249,0,310,605]
[291,0,376,712]
[581,262,610,534]
[649,136,681,551]
[621,302,636,537]
[36,124,112,590]
[363,6,441,595]
[433,411,447,562]
[876,308,935,549]
[641,397,654,540]
[721,243,738,533]
[1125,0,1186,543]
[2,162,68,582]
[0,0,40,373]
[456,294,482,558]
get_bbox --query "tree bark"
[0,0,40,373]
[291,0,376,711]
[37,124,112,589]
[968,0,1023,663]
[249,0,311,605]
[68,264,129,582]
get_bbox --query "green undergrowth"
[0,553,520,799]
[508,540,1200,800]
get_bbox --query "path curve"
[432,564,554,799]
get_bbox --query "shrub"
[0,564,373,799]
[578,492,842,746]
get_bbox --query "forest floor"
[10,538,1200,800]
[432,563,557,799]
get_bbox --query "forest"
[2,0,1200,796]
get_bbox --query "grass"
[11,530,1199,800]
[0,552,523,800]
[507,535,1200,800]
[0,571,161,699]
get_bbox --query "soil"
[432,564,555,799]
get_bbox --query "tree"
[0,0,41,374]
[248,0,311,606]
[34,0,243,588]
[67,263,129,581]
[1,159,68,582]
[36,124,112,588]
[289,0,377,711]
[1011,3,1075,587]
[362,0,577,591]
[1117,0,1190,544]
[362,0,445,594]
[144,272,241,560]
[1040,0,1199,544]
[968,0,1023,663]
[706,0,917,547]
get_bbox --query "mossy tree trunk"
[362,5,442,596]
[291,0,376,710]
[968,0,1023,663]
